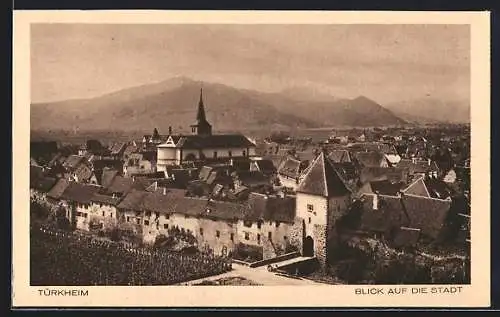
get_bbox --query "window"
[126,216,130,223]
[144,220,149,226]
[199,228,204,236]
[83,213,88,218]
[284,236,288,240]
[136,218,141,225]
[155,212,160,218]
[308,217,312,224]
[164,224,169,229]
[244,232,250,240]
[102,211,105,217]
[156,223,159,230]
[275,221,280,228]
[257,221,262,229]
[213,151,218,159]
[228,151,232,157]
[242,150,246,157]
[146,211,151,217]
[230,233,234,241]
[243,221,252,228]
[268,232,272,241]
[165,214,170,220]
[257,234,261,244]
[216,230,220,238]
[110,213,113,218]
[307,204,314,212]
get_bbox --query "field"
[30,226,232,286]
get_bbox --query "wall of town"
[289,217,305,254]
[196,218,237,256]
[235,220,292,253]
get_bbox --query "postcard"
[12,10,490,307]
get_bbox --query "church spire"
[197,88,207,122]
[190,87,212,136]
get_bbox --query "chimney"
[373,193,379,210]
[168,126,172,135]
[163,187,167,195]
[132,176,135,182]
[428,158,431,166]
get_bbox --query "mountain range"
[30,77,469,133]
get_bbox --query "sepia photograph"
[12,10,490,307]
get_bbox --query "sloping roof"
[354,151,387,168]
[277,157,302,179]
[106,176,152,195]
[392,227,421,248]
[359,194,409,233]
[90,193,121,206]
[62,155,86,170]
[198,166,213,181]
[117,190,150,210]
[73,163,93,182]
[46,178,70,199]
[328,150,352,163]
[252,159,277,174]
[397,159,439,174]
[92,159,123,171]
[359,167,407,184]
[60,182,102,204]
[101,168,118,188]
[245,193,295,223]
[369,180,405,196]
[424,178,452,200]
[176,134,256,149]
[296,152,351,197]
[109,142,126,155]
[401,194,451,239]
[233,170,270,187]
[31,176,57,193]
[402,177,431,198]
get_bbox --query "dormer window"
[307,204,314,213]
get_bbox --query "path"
[178,263,326,286]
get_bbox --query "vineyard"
[30,226,232,286]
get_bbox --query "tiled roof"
[47,178,70,199]
[277,157,302,179]
[62,155,86,170]
[106,176,153,195]
[392,227,421,248]
[101,168,118,188]
[90,193,121,206]
[252,159,277,174]
[296,152,351,197]
[401,194,451,239]
[359,194,409,233]
[402,177,430,198]
[245,193,295,223]
[92,159,123,171]
[328,150,352,163]
[31,176,57,193]
[233,170,270,187]
[359,167,408,184]
[60,182,102,204]
[397,159,439,174]
[109,142,126,155]
[176,134,256,149]
[354,151,387,168]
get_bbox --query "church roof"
[296,152,351,197]
[176,134,255,149]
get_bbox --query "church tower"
[190,88,212,136]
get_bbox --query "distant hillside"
[385,98,470,124]
[31,77,407,133]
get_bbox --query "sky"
[31,24,470,104]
